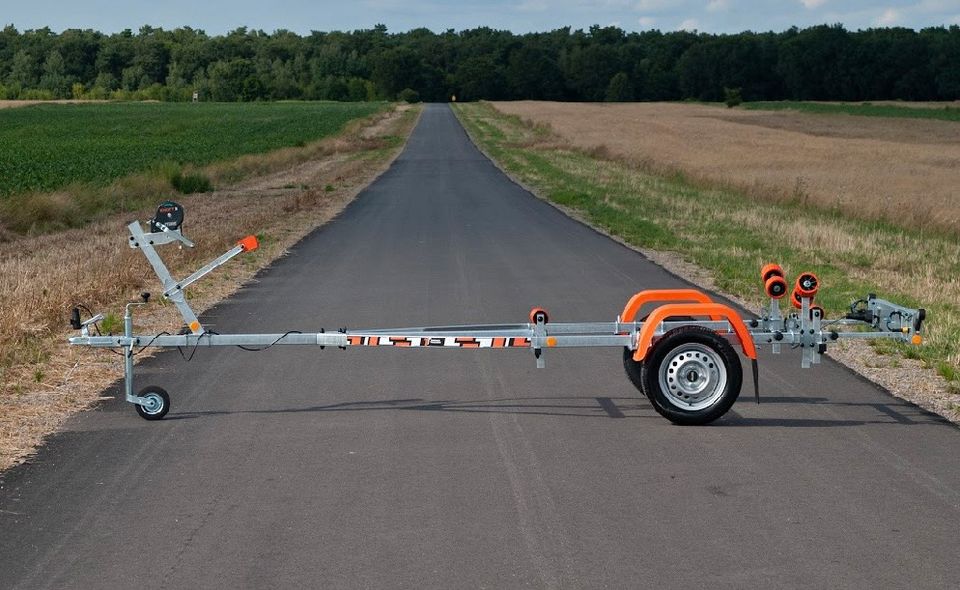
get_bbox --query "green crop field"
[743,101,960,122]
[0,101,384,197]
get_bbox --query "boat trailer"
[69,202,927,425]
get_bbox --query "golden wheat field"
[491,101,960,234]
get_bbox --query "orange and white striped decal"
[347,336,530,348]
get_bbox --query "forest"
[0,23,958,103]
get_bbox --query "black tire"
[135,385,170,421]
[640,326,742,425]
[623,347,647,398]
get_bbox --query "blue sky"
[4,0,959,35]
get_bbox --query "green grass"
[0,101,384,197]
[743,101,960,122]
[453,101,960,395]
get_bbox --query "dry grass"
[0,104,420,471]
[491,101,960,235]
[0,99,91,109]
[838,100,960,109]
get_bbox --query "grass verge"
[453,101,960,405]
[743,101,960,122]
[0,104,421,471]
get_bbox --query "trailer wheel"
[623,315,695,401]
[640,326,741,425]
[135,386,170,421]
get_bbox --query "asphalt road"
[2,104,959,589]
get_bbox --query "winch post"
[129,221,203,334]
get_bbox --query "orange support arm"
[620,289,717,323]
[631,303,757,362]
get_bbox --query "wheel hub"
[141,394,162,414]
[659,343,727,410]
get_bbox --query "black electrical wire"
[177,331,211,362]
[73,302,306,360]
[885,311,903,332]
[132,331,171,356]
[235,330,303,352]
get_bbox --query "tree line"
[0,23,958,103]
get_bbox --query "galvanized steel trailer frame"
[68,206,926,425]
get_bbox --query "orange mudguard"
[632,303,757,362]
[620,289,715,323]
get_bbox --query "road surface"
[2,104,958,589]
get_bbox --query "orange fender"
[632,303,757,362]
[620,289,715,323]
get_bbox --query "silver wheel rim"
[140,393,164,415]
[658,343,727,411]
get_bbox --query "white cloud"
[678,18,700,30]
[877,7,901,25]
[638,15,657,27]
[707,0,730,12]
[800,0,828,8]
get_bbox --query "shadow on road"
[159,393,950,428]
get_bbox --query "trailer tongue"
[69,202,926,425]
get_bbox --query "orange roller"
[794,272,819,298]
[764,275,788,299]
[529,307,549,324]
[810,305,825,320]
[791,287,814,309]
[761,263,784,283]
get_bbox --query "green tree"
[454,55,506,101]
[370,47,420,99]
[207,58,254,101]
[605,72,632,101]
[507,45,565,100]
[39,50,68,97]
[0,23,954,103]
[7,49,38,89]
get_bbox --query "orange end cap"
[238,235,259,252]
[911,334,923,346]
